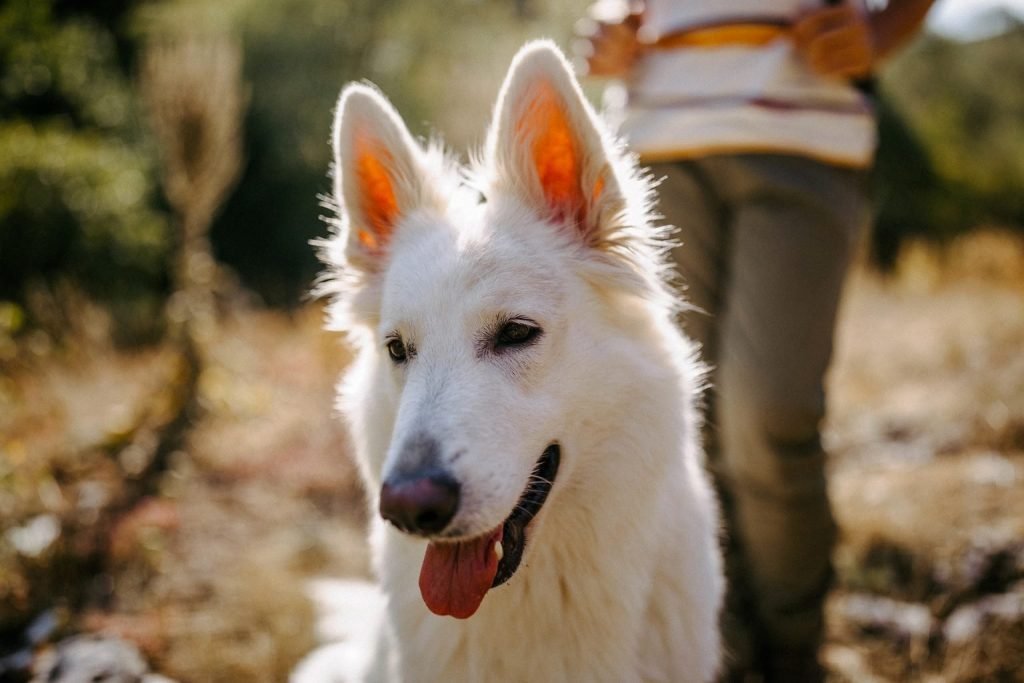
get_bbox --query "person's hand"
[574,7,643,78]
[793,1,875,79]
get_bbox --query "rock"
[944,585,1024,644]
[31,634,175,683]
[6,515,60,558]
[839,593,936,643]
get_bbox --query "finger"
[575,16,637,46]
[584,40,637,76]
[573,36,595,63]
[587,50,636,76]
[590,29,635,58]
[601,20,640,45]
[574,17,599,40]
[624,10,643,31]
[804,24,872,72]
[793,5,857,45]
[818,46,872,78]
[804,39,872,78]
[812,24,871,58]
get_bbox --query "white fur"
[309,41,723,683]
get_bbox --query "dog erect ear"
[486,40,625,244]
[333,84,429,271]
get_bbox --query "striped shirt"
[610,0,877,168]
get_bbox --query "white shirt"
[610,0,877,167]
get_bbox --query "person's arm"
[870,0,937,61]
[575,2,644,78]
[793,0,937,79]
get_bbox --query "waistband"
[651,21,791,50]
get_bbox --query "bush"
[0,0,170,340]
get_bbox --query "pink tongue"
[419,526,502,619]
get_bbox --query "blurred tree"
[1,0,591,341]
[870,92,944,270]
[141,36,246,341]
[206,0,407,307]
[140,0,588,306]
[875,22,1024,263]
[182,0,1021,291]
[7,0,1017,320]
[0,0,170,342]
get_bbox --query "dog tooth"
[494,541,504,560]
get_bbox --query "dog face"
[322,42,667,618]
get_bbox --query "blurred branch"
[141,36,246,234]
[140,35,248,348]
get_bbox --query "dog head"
[320,41,673,618]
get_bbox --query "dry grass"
[825,229,1024,681]
[116,306,371,681]
[0,305,368,679]
[2,230,1023,680]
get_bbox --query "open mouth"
[493,442,561,587]
[418,443,560,619]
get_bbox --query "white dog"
[311,40,723,682]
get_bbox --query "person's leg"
[656,161,728,355]
[713,154,869,679]
[655,161,763,679]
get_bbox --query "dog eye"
[496,321,540,349]
[386,338,408,363]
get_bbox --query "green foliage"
[4,0,1021,316]
[188,1,1023,289]
[1,0,592,324]
[0,123,166,292]
[870,92,944,270]
[0,0,169,331]
[141,0,588,305]
[898,28,1024,201]
[878,25,1024,251]
[0,1,133,128]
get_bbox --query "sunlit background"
[1,0,1022,681]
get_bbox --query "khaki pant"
[652,154,869,660]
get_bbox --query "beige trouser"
[652,154,869,656]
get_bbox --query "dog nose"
[379,469,460,535]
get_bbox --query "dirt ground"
[823,232,1024,682]
[1,231,1022,681]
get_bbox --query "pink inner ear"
[520,83,584,222]
[354,132,399,251]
